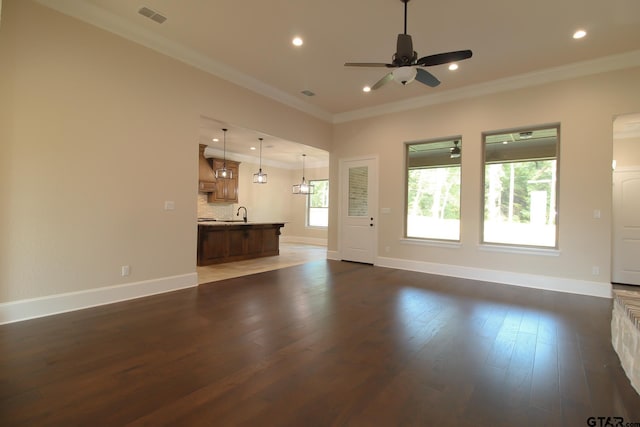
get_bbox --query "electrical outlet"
[164,200,175,210]
[121,265,130,276]
[592,266,600,276]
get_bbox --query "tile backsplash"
[197,193,235,219]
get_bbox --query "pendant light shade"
[215,128,233,179]
[253,137,267,184]
[292,154,314,195]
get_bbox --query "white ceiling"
[36,0,640,164]
[199,117,329,169]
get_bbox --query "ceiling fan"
[345,0,472,90]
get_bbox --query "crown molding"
[34,1,640,126]
[333,50,640,123]
[35,0,333,123]
[203,147,329,170]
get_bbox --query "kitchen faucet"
[237,206,248,223]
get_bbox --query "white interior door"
[612,168,640,285]
[339,157,378,264]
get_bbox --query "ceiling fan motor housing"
[394,34,417,66]
[343,0,471,90]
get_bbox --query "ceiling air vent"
[138,7,167,24]
[300,90,315,97]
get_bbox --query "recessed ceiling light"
[250,147,256,151]
[292,37,303,46]
[212,138,219,142]
[448,63,459,71]
[573,29,587,39]
[363,86,371,93]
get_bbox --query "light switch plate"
[164,201,175,210]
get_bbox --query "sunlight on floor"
[197,242,327,284]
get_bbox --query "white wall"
[330,67,640,296]
[0,0,331,308]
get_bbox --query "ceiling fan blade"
[417,50,473,67]
[345,62,394,68]
[415,68,440,87]
[371,73,394,90]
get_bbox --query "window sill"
[400,238,462,249]
[478,244,560,256]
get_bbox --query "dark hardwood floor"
[1,260,639,426]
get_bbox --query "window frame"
[404,136,463,242]
[307,179,329,228]
[480,124,560,249]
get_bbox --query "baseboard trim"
[2,256,610,324]
[280,236,328,246]
[0,273,198,325]
[375,256,612,298]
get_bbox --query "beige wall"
[3,0,640,307]
[284,166,330,241]
[195,160,328,242]
[330,68,640,288]
[0,0,331,302]
[197,160,293,224]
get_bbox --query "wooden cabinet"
[197,223,284,266]
[207,158,239,203]
[197,226,227,265]
[198,145,216,193]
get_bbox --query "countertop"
[197,221,285,227]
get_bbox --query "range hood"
[198,144,216,192]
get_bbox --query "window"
[406,138,462,241]
[482,125,559,248]
[308,179,329,227]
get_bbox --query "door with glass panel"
[340,157,378,264]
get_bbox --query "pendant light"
[253,137,267,184]
[292,154,314,195]
[215,128,232,179]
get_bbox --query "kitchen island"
[197,221,285,266]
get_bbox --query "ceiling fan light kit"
[392,67,417,85]
[345,0,472,91]
[450,140,461,158]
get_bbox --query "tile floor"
[197,242,328,284]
